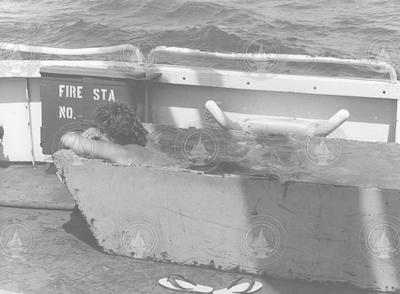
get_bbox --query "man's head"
[95,102,148,146]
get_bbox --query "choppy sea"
[0,0,399,77]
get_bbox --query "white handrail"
[0,43,144,64]
[1,43,397,82]
[150,46,398,83]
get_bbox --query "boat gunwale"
[54,150,400,192]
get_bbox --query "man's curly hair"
[95,102,148,146]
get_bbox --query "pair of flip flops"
[159,275,263,293]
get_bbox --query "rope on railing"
[0,43,144,64]
[150,46,398,82]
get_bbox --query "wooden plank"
[144,124,400,190]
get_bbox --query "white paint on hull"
[0,102,45,162]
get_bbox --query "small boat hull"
[54,151,400,292]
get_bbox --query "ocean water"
[0,0,399,77]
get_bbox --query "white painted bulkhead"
[0,60,399,162]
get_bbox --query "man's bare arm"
[60,132,176,166]
[61,132,130,165]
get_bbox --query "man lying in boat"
[60,102,173,166]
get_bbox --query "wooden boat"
[53,130,400,292]
[1,43,400,292]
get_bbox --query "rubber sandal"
[158,274,214,293]
[213,277,263,294]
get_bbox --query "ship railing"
[150,46,398,83]
[0,42,397,82]
[0,42,145,64]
